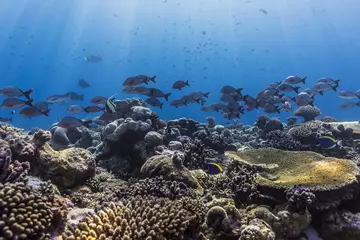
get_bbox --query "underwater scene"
[1,0,360,239]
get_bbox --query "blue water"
[1,0,359,130]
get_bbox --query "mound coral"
[261,130,302,151]
[0,181,56,239]
[239,218,275,240]
[294,105,321,122]
[183,138,218,170]
[64,196,207,240]
[226,148,359,209]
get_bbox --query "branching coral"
[286,185,316,214]
[65,196,207,240]
[0,181,57,239]
[261,130,303,151]
[184,139,218,170]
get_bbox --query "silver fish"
[277,83,300,93]
[0,86,33,100]
[66,105,84,114]
[316,78,340,85]
[57,117,91,128]
[282,101,292,112]
[313,82,337,92]
[19,107,49,117]
[338,90,359,99]
[283,75,307,85]
[90,96,107,105]
[0,98,33,108]
[294,92,313,106]
[45,94,71,104]
[339,102,360,109]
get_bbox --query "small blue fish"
[317,136,342,149]
[206,163,223,175]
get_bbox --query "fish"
[266,96,283,104]
[259,9,268,14]
[243,95,258,109]
[316,78,340,85]
[66,105,84,114]
[281,101,292,112]
[122,86,149,95]
[206,163,223,175]
[147,88,171,101]
[57,117,92,129]
[268,82,281,88]
[221,86,243,95]
[0,98,33,108]
[180,96,197,105]
[83,105,104,113]
[0,86,34,100]
[84,55,103,63]
[66,92,84,101]
[283,75,307,85]
[211,103,229,112]
[303,88,323,96]
[45,94,71,104]
[19,107,50,117]
[97,112,121,124]
[105,96,116,113]
[34,102,49,112]
[316,135,342,150]
[145,98,163,109]
[281,95,292,103]
[293,92,313,106]
[90,96,108,105]
[170,100,186,108]
[277,83,301,93]
[189,92,210,101]
[200,106,215,112]
[78,79,90,89]
[123,75,156,86]
[313,82,338,92]
[0,117,12,123]
[338,90,359,99]
[172,80,190,90]
[264,103,280,114]
[339,102,360,109]
[220,94,236,103]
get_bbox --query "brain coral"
[226,148,359,209]
[65,196,207,240]
[0,181,55,239]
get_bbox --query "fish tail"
[204,92,210,98]
[82,107,89,113]
[309,101,314,106]
[302,76,307,84]
[294,86,301,94]
[236,88,243,94]
[42,109,50,117]
[334,79,340,85]
[23,88,34,100]
[26,99,34,107]
[319,90,324,95]
[185,80,190,86]
[150,75,156,83]
[331,85,338,92]
[164,93,171,102]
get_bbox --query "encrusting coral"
[64,195,207,240]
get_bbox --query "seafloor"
[1,98,360,240]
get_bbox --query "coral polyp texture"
[64,196,207,240]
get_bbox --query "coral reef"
[183,138,219,170]
[294,105,322,122]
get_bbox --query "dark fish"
[221,86,243,95]
[83,105,104,113]
[172,80,190,90]
[84,55,102,63]
[200,106,215,112]
[78,79,90,89]
[170,100,186,108]
[57,117,92,129]
[45,94,71,104]
[189,91,210,99]
[122,86,149,95]
[211,103,228,112]
[316,78,340,85]
[206,163,223,175]
[180,96,197,105]
[90,96,107,105]
[0,98,33,108]
[34,102,49,112]
[220,94,236,103]
[0,86,33,100]
[0,117,12,123]
[123,75,156,86]
[243,95,258,109]
[259,9,268,14]
[264,103,280,114]
[19,107,50,117]
[147,88,171,101]
[66,92,84,101]
[98,112,121,123]
[66,105,84,114]
[145,98,163,109]
[277,83,301,93]
[316,135,342,149]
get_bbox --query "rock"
[328,121,360,139]
[38,144,95,187]
[321,210,360,240]
[107,118,151,142]
[140,155,202,191]
[168,141,183,151]
[214,125,225,134]
[131,106,153,121]
[102,121,119,137]
[144,131,163,147]
[226,148,359,209]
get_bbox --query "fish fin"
[150,75,156,83]
[319,90,324,95]
[204,92,210,98]
[334,79,340,85]
[160,103,163,110]
[42,109,50,117]
[302,76,307,84]
[11,110,15,115]
[144,81,149,85]
[236,88,243,94]
[309,101,314,106]
[23,88,34,100]
[195,99,201,104]
[275,106,281,114]
[185,80,190,86]
[331,85,338,92]
[164,93,171,102]
[294,86,301,94]
[82,107,90,113]
[26,99,34,107]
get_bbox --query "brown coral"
[65,196,207,240]
[0,181,56,239]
